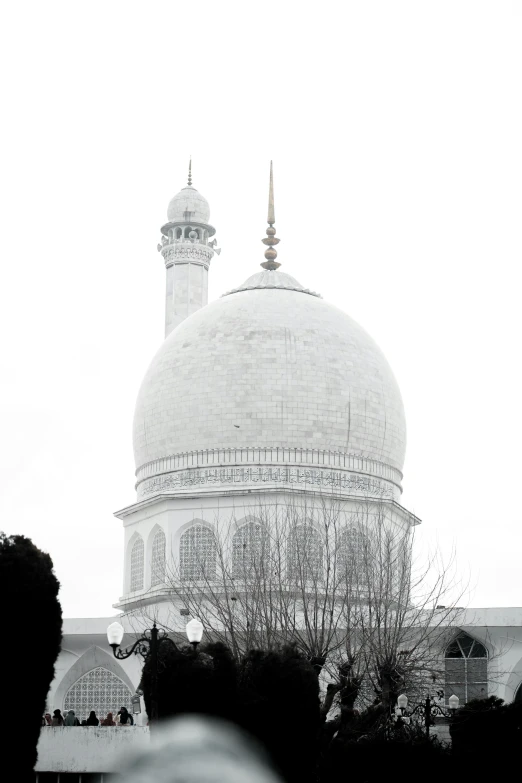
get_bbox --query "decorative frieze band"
[162,245,213,268]
[137,465,396,500]
[135,447,403,488]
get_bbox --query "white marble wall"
[164,254,211,337]
[115,491,416,612]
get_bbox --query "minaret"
[158,161,220,337]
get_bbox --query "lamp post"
[107,618,204,722]
[185,618,204,652]
[395,693,460,739]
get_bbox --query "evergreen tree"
[0,533,62,778]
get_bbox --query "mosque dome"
[133,268,407,500]
[167,186,210,224]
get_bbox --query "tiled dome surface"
[167,186,210,223]
[133,276,406,482]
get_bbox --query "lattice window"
[180,524,217,581]
[63,666,133,723]
[151,529,166,587]
[339,526,368,575]
[287,524,323,582]
[232,520,269,578]
[445,633,488,704]
[130,536,144,591]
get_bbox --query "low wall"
[35,727,150,772]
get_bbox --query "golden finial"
[261,161,281,270]
[187,158,192,186]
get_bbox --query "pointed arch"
[151,527,166,587]
[64,666,134,723]
[130,535,144,591]
[232,518,269,578]
[445,631,488,704]
[53,646,137,717]
[287,523,323,582]
[179,523,217,581]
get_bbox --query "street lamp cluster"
[395,693,460,738]
[106,618,204,722]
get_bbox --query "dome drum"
[134,445,403,501]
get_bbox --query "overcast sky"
[0,2,520,618]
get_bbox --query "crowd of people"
[41,707,135,727]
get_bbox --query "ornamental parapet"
[135,447,403,500]
[161,243,214,269]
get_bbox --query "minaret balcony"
[160,241,215,269]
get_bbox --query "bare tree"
[164,494,360,666]
[345,503,466,710]
[131,493,470,717]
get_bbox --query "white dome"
[133,271,407,500]
[224,269,320,297]
[167,186,210,224]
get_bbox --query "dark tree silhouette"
[450,696,522,763]
[141,641,239,725]
[238,645,320,783]
[141,641,319,783]
[0,533,62,779]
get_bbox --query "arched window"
[232,520,269,578]
[130,536,144,592]
[339,526,368,575]
[64,666,133,723]
[179,524,217,581]
[445,632,488,704]
[287,524,323,582]
[151,529,166,587]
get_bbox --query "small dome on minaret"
[166,159,211,223]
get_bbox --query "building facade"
[44,165,522,760]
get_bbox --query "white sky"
[0,2,521,618]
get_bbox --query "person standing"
[86,711,99,726]
[64,710,80,726]
[118,707,134,726]
[51,709,64,727]
[101,712,116,726]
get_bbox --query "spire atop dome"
[261,161,281,271]
[187,157,192,186]
[267,159,275,224]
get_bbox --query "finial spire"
[261,160,281,270]
[267,160,275,225]
[187,158,192,186]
